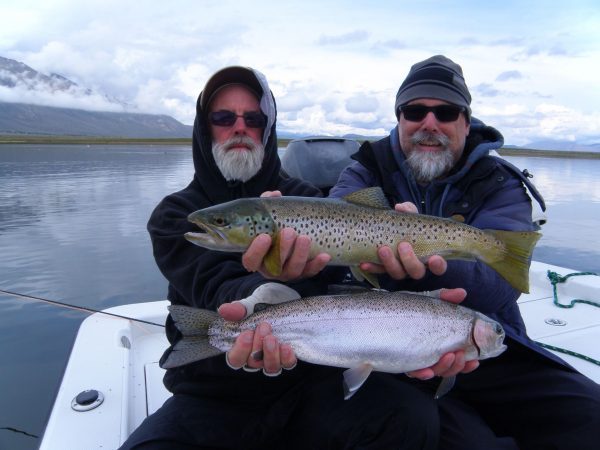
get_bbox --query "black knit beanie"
[395,55,472,119]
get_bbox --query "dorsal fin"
[342,187,390,209]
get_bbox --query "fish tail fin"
[264,230,283,276]
[160,305,223,369]
[484,230,541,293]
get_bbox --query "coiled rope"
[534,271,600,367]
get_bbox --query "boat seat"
[281,136,360,195]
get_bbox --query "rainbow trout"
[161,289,507,399]
[185,187,540,292]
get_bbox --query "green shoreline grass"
[0,134,598,159]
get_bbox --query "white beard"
[212,136,265,182]
[404,131,455,183]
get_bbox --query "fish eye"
[213,217,229,227]
[494,324,503,335]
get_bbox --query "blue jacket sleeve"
[329,161,378,199]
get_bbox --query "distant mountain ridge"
[0,56,192,138]
[0,102,193,138]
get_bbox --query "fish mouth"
[184,227,226,247]
[184,217,247,251]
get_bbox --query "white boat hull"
[40,261,600,449]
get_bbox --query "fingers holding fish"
[259,190,282,198]
[275,230,311,278]
[280,344,298,371]
[361,243,425,280]
[438,288,467,304]
[433,351,480,378]
[256,336,298,375]
[223,322,295,376]
[301,252,331,278]
[272,231,331,280]
[261,334,282,375]
[434,351,465,378]
[244,228,330,281]
[217,302,247,321]
[245,322,272,370]
[426,254,447,276]
[406,350,478,380]
[394,201,418,214]
[225,330,255,370]
[397,242,428,279]
[242,234,272,272]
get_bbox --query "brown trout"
[161,289,507,399]
[185,187,540,292]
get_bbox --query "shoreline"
[1,135,598,159]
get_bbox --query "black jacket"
[147,69,334,397]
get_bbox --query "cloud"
[317,30,369,45]
[277,92,316,113]
[496,70,523,82]
[473,83,501,98]
[372,39,407,51]
[475,102,600,146]
[345,95,379,113]
[0,0,598,145]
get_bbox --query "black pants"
[433,340,600,450]
[120,342,600,450]
[119,371,439,450]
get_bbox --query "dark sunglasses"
[399,104,466,123]
[209,110,267,128]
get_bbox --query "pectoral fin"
[343,363,374,400]
[434,375,456,399]
[350,266,380,289]
[263,231,283,276]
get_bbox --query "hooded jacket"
[329,119,569,368]
[147,68,333,398]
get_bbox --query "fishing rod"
[0,289,165,327]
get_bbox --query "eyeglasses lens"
[209,110,266,128]
[401,105,463,123]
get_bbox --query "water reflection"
[0,145,194,450]
[503,155,600,272]
[507,156,600,203]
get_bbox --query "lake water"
[1,144,600,449]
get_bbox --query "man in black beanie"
[327,55,600,450]
[241,55,600,449]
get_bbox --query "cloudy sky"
[1,0,599,146]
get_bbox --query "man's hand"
[406,288,480,379]
[241,190,330,281]
[359,201,447,280]
[242,229,331,281]
[218,282,301,374]
[222,321,298,376]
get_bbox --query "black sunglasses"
[209,110,267,128]
[399,104,466,123]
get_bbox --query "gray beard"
[212,136,265,182]
[405,131,454,183]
